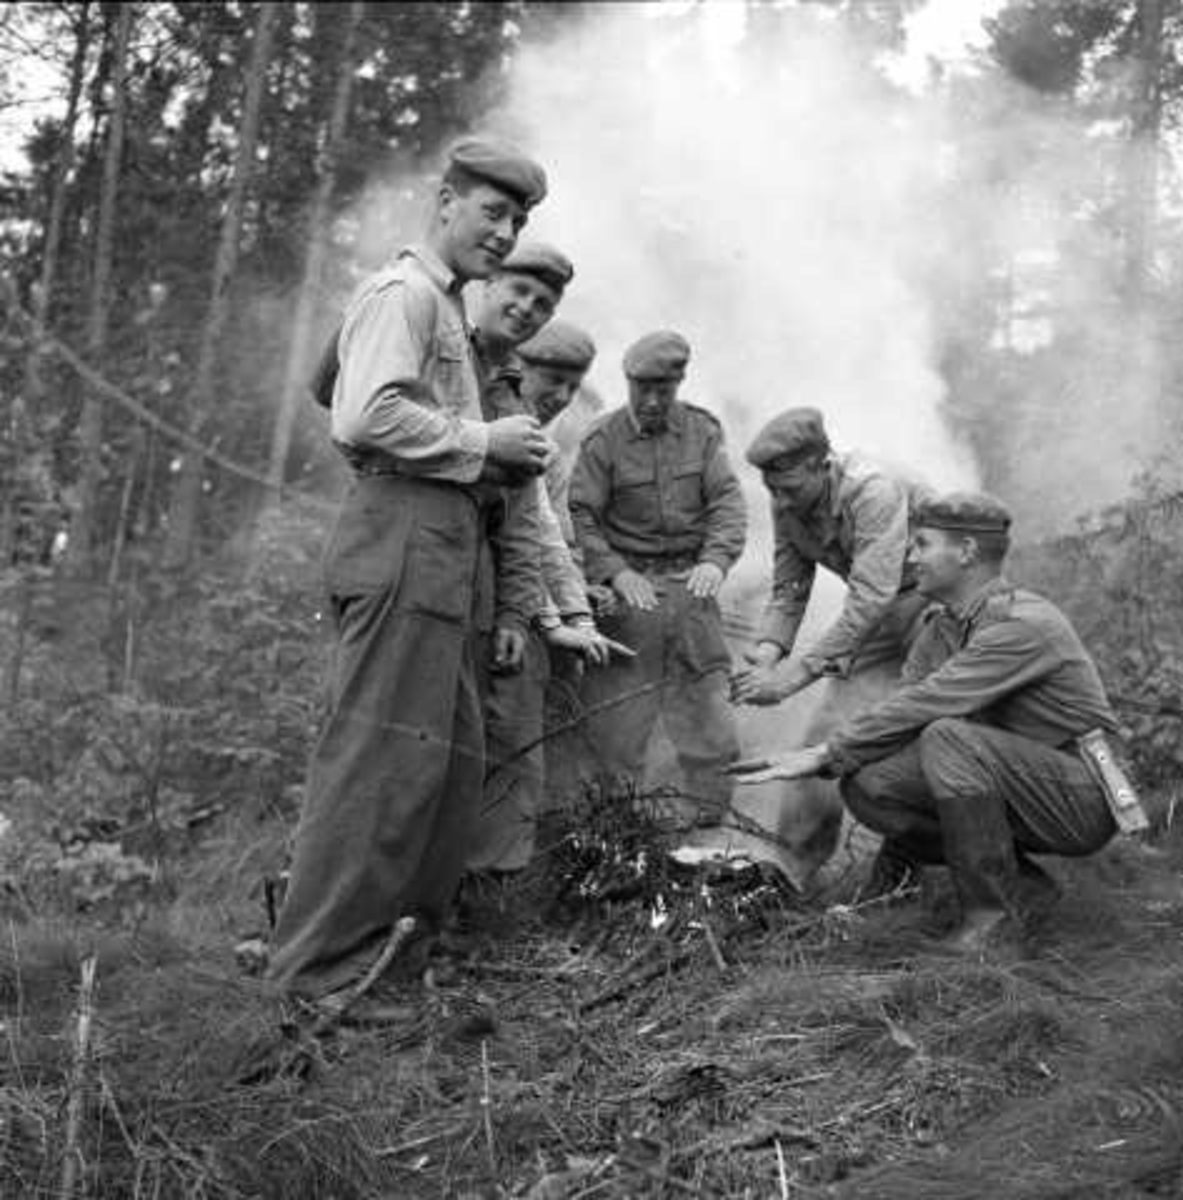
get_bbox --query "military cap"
[497,241,574,294]
[445,135,548,209]
[916,491,1012,535]
[623,330,691,381]
[518,319,596,371]
[745,407,831,469]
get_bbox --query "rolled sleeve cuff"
[451,419,490,484]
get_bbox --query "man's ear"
[437,181,457,222]
[959,535,981,566]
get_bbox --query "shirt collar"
[626,401,686,440]
[954,575,1010,624]
[400,242,461,296]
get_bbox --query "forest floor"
[3,792,1183,1200]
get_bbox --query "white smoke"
[492,0,979,596]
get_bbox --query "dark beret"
[497,241,574,294]
[746,407,831,469]
[445,135,548,209]
[916,491,1012,535]
[518,319,596,371]
[623,330,690,381]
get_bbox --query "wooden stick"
[59,955,98,1200]
[310,915,416,1035]
[480,1038,497,1178]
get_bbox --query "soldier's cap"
[746,407,831,470]
[518,319,596,371]
[916,491,1012,535]
[623,330,691,381]
[496,241,574,295]
[445,135,548,209]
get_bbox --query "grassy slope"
[3,813,1183,1200]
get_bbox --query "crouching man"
[729,492,1121,956]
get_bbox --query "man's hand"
[612,568,659,611]
[544,624,635,667]
[730,658,816,706]
[685,561,724,599]
[587,583,618,619]
[486,414,549,476]
[724,743,831,784]
[490,626,526,673]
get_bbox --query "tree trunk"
[162,1,280,569]
[3,3,91,566]
[66,0,135,578]
[264,0,365,504]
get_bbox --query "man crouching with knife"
[728,491,1135,958]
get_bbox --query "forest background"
[3,3,1183,1196]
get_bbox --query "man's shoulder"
[581,405,630,446]
[348,254,440,311]
[680,401,724,433]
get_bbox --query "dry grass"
[3,800,1183,1198]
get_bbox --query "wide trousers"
[268,476,485,998]
[840,718,1117,914]
[578,575,739,822]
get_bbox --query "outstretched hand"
[724,743,831,784]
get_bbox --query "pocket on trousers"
[676,598,731,677]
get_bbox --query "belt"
[623,550,702,574]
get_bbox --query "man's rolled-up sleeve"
[800,477,910,677]
[758,514,815,653]
[332,282,488,483]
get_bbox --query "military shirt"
[331,243,488,483]
[569,402,747,583]
[827,577,1118,774]
[761,452,932,677]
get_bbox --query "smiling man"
[729,491,1122,957]
[268,136,551,1014]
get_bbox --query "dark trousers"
[840,718,1116,914]
[268,477,485,998]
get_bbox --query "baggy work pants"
[579,575,739,822]
[268,476,485,998]
[840,718,1116,915]
[467,628,549,873]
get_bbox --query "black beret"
[445,135,548,209]
[916,491,1012,535]
[497,241,574,294]
[622,330,690,381]
[518,319,596,371]
[746,407,830,469]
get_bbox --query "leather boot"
[857,839,922,904]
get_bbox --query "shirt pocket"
[430,328,472,415]
[613,462,658,530]
[669,460,705,521]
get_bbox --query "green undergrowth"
[2,801,1183,1199]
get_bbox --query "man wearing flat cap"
[569,330,747,827]
[732,406,934,707]
[465,254,627,876]
[269,136,553,1011]
[730,491,1121,956]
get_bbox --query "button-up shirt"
[761,452,932,677]
[569,402,747,583]
[827,577,1118,774]
[331,243,489,482]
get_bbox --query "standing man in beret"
[732,406,934,708]
[465,250,627,876]
[569,331,747,827]
[729,492,1120,956]
[268,136,552,1012]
